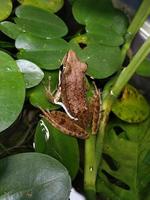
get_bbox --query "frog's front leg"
[40,108,89,139]
[90,84,101,135]
[44,76,61,104]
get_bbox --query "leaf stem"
[84,134,97,200]
[113,37,150,97]
[121,0,150,60]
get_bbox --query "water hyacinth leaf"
[86,23,124,46]
[0,21,22,39]
[72,0,114,25]
[28,70,59,109]
[136,59,150,77]
[35,119,79,179]
[112,84,150,123]
[72,0,128,36]
[15,33,69,51]
[0,153,71,200]
[0,51,25,133]
[18,0,64,13]
[15,5,68,38]
[18,49,67,70]
[16,59,44,88]
[97,117,150,200]
[0,0,12,21]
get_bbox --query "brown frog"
[40,50,101,139]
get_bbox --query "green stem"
[113,37,150,96]
[121,0,150,60]
[84,134,97,200]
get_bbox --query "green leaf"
[112,84,150,123]
[72,0,128,36]
[97,117,150,200]
[0,21,22,39]
[15,5,68,38]
[0,0,12,21]
[16,34,69,70]
[18,49,67,70]
[0,51,25,133]
[35,119,79,179]
[136,59,150,77]
[28,70,59,109]
[16,33,69,51]
[16,59,44,88]
[0,152,71,200]
[18,0,64,13]
[86,23,124,46]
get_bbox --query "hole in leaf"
[102,153,119,171]
[102,170,130,190]
[78,43,87,49]
[113,126,129,140]
[113,126,124,136]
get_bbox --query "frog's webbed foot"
[40,108,89,139]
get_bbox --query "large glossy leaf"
[15,5,68,39]
[16,59,44,88]
[0,0,12,21]
[18,49,67,70]
[0,152,71,200]
[0,51,25,133]
[18,0,64,13]
[72,0,128,36]
[86,22,124,46]
[16,33,69,70]
[97,117,150,200]
[35,119,79,179]
[28,70,59,109]
[112,84,150,123]
[16,33,69,51]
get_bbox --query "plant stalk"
[84,134,97,200]
[121,0,150,60]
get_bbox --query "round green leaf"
[35,119,79,179]
[0,0,12,21]
[136,59,150,77]
[86,22,124,46]
[18,0,64,13]
[15,5,68,38]
[17,49,67,70]
[112,84,150,123]
[28,70,59,109]
[72,0,128,36]
[0,21,22,39]
[0,51,25,133]
[16,59,44,88]
[15,33,69,51]
[0,152,71,200]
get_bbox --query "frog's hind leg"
[40,108,89,139]
[91,83,102,135]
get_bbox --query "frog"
[40,50,101,139]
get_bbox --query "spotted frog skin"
[40,50,101,139]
